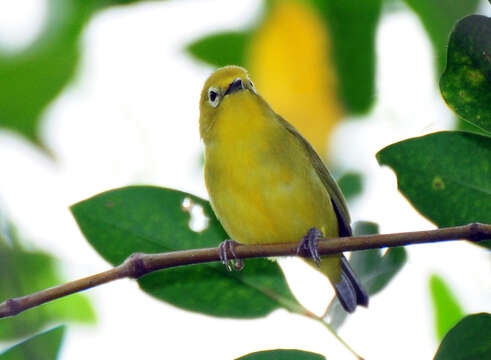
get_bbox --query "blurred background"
[0,0,490,359]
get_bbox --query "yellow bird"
[199,65,368,313]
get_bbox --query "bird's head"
[199,65,259,141]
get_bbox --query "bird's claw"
[296,227,322,267]
[218,239,244,271]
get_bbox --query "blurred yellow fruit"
[247,0,343,157]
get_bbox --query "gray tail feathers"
[333,255,369,313]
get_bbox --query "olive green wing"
[275,114,369,311]
[276,114,352,236]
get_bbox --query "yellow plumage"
[199,66,367,312]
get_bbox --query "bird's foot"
[218,239,244,271]
[296,227,323,267]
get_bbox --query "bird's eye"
[248,79,257,94]
[208,87,220,107]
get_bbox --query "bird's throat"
[212,93,272,146]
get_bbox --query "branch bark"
[0,222,489,319]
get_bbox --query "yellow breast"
[204,91,338,245]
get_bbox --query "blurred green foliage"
[337,172,363,202]
[310,0,382,113]
[0,224,95,341]
[429,274,464,341]
[0,0,156,149]
[71,186,307,318]
[0,326,65,360]
[434,313,491,360]
[377,131,491,249]
[187,32,250,68]
[187,0,382,114]
[440,15,491,133]
[326,221,407,329]
[350,235,406,295]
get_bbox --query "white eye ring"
[208,87,220,107]
[247,79,257,94]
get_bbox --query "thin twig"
[0,223,489,319]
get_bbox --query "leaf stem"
[315,316,364,360]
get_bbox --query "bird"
[199,65,368,313]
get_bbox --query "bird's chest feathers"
[205,102,295,194]
[203,95,337,244]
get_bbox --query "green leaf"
[404,0,480,74]
[440,15,491,132]
[377,131,491,249]
[0,231,95,340]
[350,246,406,295]
[429,274,465,341]
[456,116,489,136]
[326,221,407,328]
[336,172,363,202]
[0,325,65,360]
[186,32,250,68]
[236,349,325,360]
[310,0,383,113]
[352,221,379,236]
[71,186,305,318]
[434,313,491,360]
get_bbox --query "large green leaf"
[0,229,95,340]
[0,325,65,360]
[236,349,325,360]
[434,313,491,360]
[0,0,157,148]
[326,221,406,328]
[310,0,382,114]
[71,186,305,318]
[440,15,491,133]
[377,131,491,249]
[186,31,250,68]
[404,0,480,74]
[429,274,465,341]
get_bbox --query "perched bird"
[199,65,368,313]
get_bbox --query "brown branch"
[1,222,489,319]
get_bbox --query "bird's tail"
[333,255,369,313]
[308,254,369,313]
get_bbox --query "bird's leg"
[296,227,322,267]
[218,239,244,271]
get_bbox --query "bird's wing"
[276,114,352,236]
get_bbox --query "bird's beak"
[224,78,244,96]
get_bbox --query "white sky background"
[0,0,490,359]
